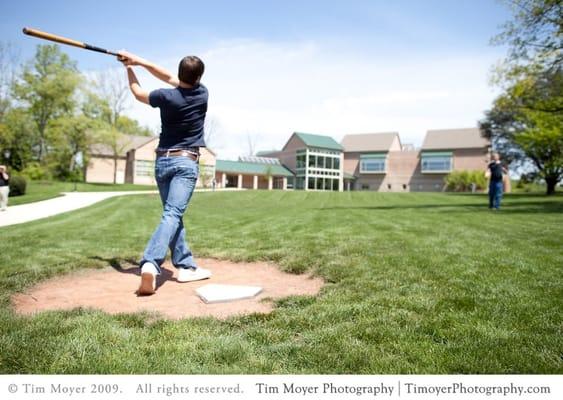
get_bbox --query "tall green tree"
[493,0,561,77]
[46,115,100,180]
[13,44,80,163]
[482,79,562,194]
[115,115,152,136]
[0,41,18,120]
[480,0,562,194]
[0,108,35,171]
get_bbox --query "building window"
[308,177,315,189]
[309,155,316,168]
[135,160,154,177]
[360,157,385,173]
[421,157,451,172]
[296,154,306,169]
[303,149,342,191]
[304,176,340,191]
[361,184,369,190]
[332,179,339,191]
[421,152,452,173]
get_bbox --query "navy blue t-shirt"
[149,84,208,150]
[488,162,504,182]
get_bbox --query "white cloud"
[114,39,502,160]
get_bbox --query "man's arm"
[118,50,179,87]
[125,66,150,105]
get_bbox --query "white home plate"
[196,284,263,304]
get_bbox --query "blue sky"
[1,0,512,159]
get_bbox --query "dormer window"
[359,153,386,173]
[421,152,452,173]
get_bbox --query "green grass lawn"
[8,180,156,206]
[510,180,560,194]
[0,191,561,374]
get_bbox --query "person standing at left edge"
[0,165,9,211]
[118,50,212,295]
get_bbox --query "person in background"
[0,165,9,211]
[486,153,509,210]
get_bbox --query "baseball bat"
[22,27,119,57]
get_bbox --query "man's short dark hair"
[178,56,205,86]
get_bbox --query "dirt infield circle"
[12,259,324,320]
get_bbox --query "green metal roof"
[294,132,343,151]
[215,160,294,177]
[255,150,279,156]
[421,151,453,157]
[359,153,387,159]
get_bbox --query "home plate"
[196,284,263,304]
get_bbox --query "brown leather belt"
[156,149,199,161]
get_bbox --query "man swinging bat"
[21,28,211,295]
[117,50,212,295]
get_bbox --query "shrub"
[469,170,487,190]
[8,175,27,196]
[445,170,487,192]
[20,162,52,181]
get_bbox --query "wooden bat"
[22,27,120,57]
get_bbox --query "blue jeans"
[489,181,503,209]
[141,156,199,274]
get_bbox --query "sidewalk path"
[0,191,158,228]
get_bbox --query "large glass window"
[325,157,333,169]
[334,157,340,170]
[308,177,315,189]
[421,156,452,172]
[332,179,339,191]
[309,155,316,168]
[296,154,306,169]
[317,156,325,168]
[316,178,323,190]
[360,158,386,173]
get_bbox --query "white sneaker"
[138,262,157,295]
[177,267,212,283]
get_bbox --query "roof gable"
[422,128,490,150]
[341,132,400,152]
[290,132,343,151]
[90,135,157,157]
